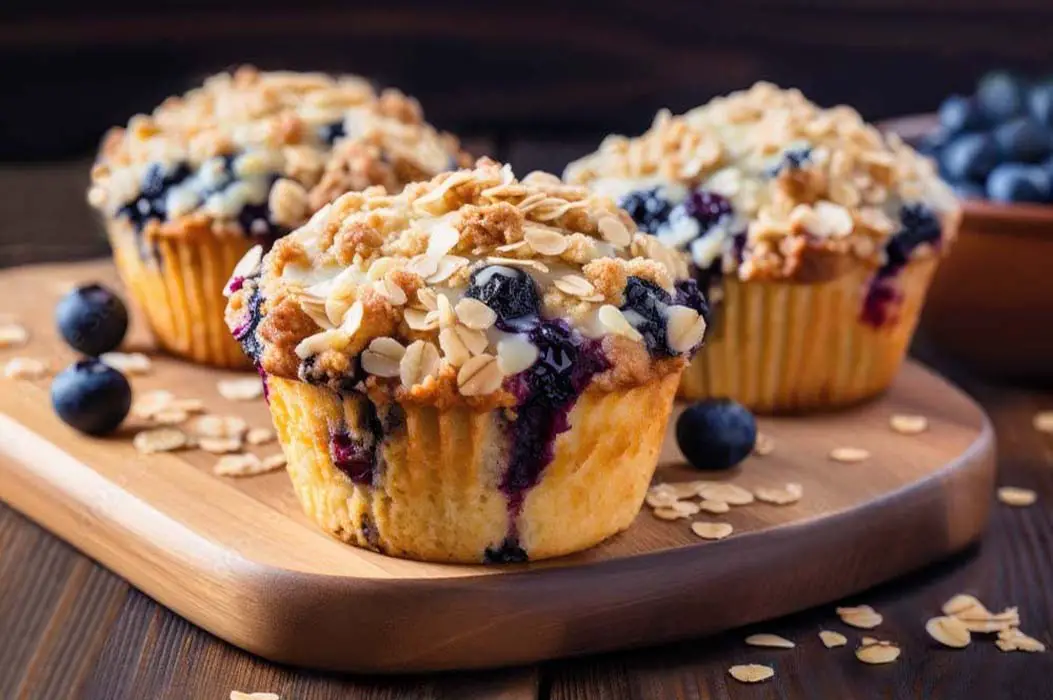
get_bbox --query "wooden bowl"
[881,114,1053,379]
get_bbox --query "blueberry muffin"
[88,66,468,368]
[565,82,960,412]
[224,159,707,562]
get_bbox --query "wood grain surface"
[0,259,995,674]
[0,162,1051,698]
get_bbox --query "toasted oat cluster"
[225,159,707,407]
[564,82,960,282]
[88,66,468,241]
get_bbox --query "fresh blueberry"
[768,146,812,175]
[940,133,999,182]
[887,203,943,268]
[620,276,674,356]
[483,538,528,564]
[680,189,733,233]
[951,181,986,200]
[55,283,129,356]
[465,265,540,330]
[676,399,757,471]
[618,188,673,235]
[986,163,1051,203]
[1028,83,1053,128]
[50,359,132,436]
[319,120,346,145]
[976,71,1026,121]
[937,95,988,134]
[993,118,1051,163]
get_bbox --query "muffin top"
[88,66,468,241]
[225,158,707,409]
[564,82,960,283]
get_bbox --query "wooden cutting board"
[0,261,996,673]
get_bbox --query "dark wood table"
[1,161,1051,700]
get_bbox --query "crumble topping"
[564,82,960,283]
[225,158,707,407]
[88,66,469,240]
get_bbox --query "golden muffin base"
[267,372,681,563]
[108,223,254,369]
[679,258,938,413]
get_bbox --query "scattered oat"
[644,485,679,508]
[830,447,870,463]
[198,436,244,454]
[890,414,928,435]
[745,633,795,649]
[691,522,733,540]
[100,352,152,375]
[217,377,264,401]
[169,398,205,414]
[653,506,687,521]
[955,606,1020,634]
[3,357,48,379]
[1032,411,1053,433]
[855,639,900,664]
[131,390,175,418]
[941,594,987,618]
[997,486,1037,507]
[230,692,279,700]
[697,483,755,506]
[213,453,265,477]
[246,427,275,446]
[699,499,730,514]
[260,453,287,470]
[837,605,883,629]
[0,323,28,348]
[819,630,848,648]
[151,409,189,426]
[754,483,803,506]
[996,628,1046,653]
[194,415,249,439]
[133,428,189,454]
[753,432,774,456]
[925,616,971,649]
[728,664,774,684]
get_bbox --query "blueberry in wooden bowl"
[881,72,1053,378]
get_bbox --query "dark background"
[3,0,1053,162]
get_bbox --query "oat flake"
[3,357,48,380]
[1032,411,1053,433]
[246,427,275,446]
[836,605,883,629]
[198,436,244,454]
[830,447,870,463]
[0,323,28,348]
[997,486,1037,507]
[745,633,795,649]
[856,640,900,664]
[996,628,1046,653]
[133,428,189,454]
[230,692,280,700]
[819,630,847,648]
[101,352,152,375]
[890,413,928,435]
[753,432,774,456]
[728,664,774,683]
[925,616,971,649]
[691,522,733,540]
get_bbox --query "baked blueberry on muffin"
[88,66,468,368]
[566,82,960,412]
[224,159,707,562]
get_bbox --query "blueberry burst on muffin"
[225,158,707,563]
[87,66,468,368]
[565,82,961,411]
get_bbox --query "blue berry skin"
[51,359,132,436]
[465,265,541,331]
[618,188,673,235]
[940,133,999,182]
[993,118,1051,164]
[1028,83,1053,128]
[675,399,756,471]
[986,164,1051,203]
[938,95,988,135]
[951,181,986,201]
[55,283,129,356]
[977,71,1026,122]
